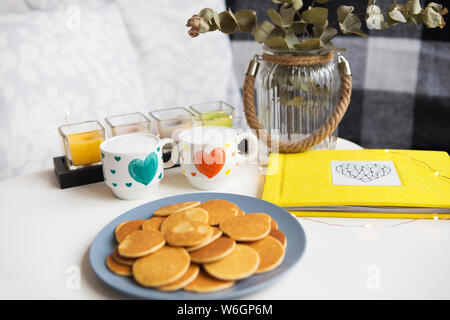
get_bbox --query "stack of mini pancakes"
[106,200,287,293]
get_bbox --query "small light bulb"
[435,171,439,176]
[433,215,439,221]
[384,149,389,153]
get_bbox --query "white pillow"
[0,2,147,180]
[115,0,241,110]
[26,0,243,115]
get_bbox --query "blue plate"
[89,193,306,300]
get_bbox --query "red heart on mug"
[193,148,226,179]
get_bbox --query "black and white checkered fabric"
[227,0,450,152]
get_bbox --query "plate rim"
[89,192,307,300]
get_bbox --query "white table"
[0,138,449,299]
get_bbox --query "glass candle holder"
[189,101,235,128]
[105,112,151,137]
[149,107,195,140]
[58,120,105,169]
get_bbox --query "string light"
[299,217,422,229]
[371,149,450,181]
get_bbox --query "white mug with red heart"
[177,126,258,190]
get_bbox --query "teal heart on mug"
[128,152,158,186]
[114,156,121,162]
[110,169,116,174]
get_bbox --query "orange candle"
[59,120,106,169]
[67,130,104,166]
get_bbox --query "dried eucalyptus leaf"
[253,21,276,43]
[293,38,322,50]
[199,8,215,21]
[301,7,328,27]
[409,0,422,15]
[213,12,221,29]
[267,9,284,27]
[235,10,257,32]
[264,36,290,50]
[291,0,303,11]
[427,2,443,12]
[199,18,211,33]
[279,6,296,27]
[337,5,355,24]
[338,5,368,38]
[319,26,338,44]
[366,4,388,30]
[284,32,300,48]
[287,21,307,34]
[389,7,407,23]
[219,10,239,34]
[290,77,309,91]
[269,26,287,38]
[410,12,424,26]
[284,96,305,107]
[424,3,445,28]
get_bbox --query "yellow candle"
[67,130,104,166]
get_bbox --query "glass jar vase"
[255,48,339,150]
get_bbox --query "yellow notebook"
[261,149,450,219]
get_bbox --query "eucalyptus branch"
[186,0,447,52]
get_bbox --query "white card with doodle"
[331,161,402,186]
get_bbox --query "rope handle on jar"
[243,52,353,153]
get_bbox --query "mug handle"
[159,138,179,169]
[236,132,258,164]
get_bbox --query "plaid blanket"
[227,0,450,153]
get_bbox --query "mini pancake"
[246,213,271,223]
[236,209,245,216]
[133,246,190,287]
[203,244,260,281]
[106,254,132,276]
[153,201,200,217]
[246,213,277,229]
[219,214,271,241]
[164,220,213,247]
[180,207,209,224]
[190,236,236,264]
[118,229,165,258]
[141,217,165,231]
[184,270,234,293]
[158,264,200,291]
[111,246,136,266]
[161,208,209,233]
[198,200,239,226]
[270,218,278,230]
[114,219,146,243]
[247,236,285,274]
[186,227,222,252]
[269,227,287,248]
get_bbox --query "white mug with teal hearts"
[100,133,177,200]
[177,126,258,190]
